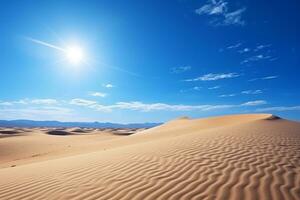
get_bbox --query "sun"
[66,46,84,64]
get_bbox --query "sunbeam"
[26,37,85,65]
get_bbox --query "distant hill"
[0,119,162,128]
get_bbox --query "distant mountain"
[0,119,162,129]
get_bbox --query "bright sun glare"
[66,46,84,64]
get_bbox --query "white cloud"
[254,44,271,52]
[236,43,276,64]
[241,90,263,95]
[261,76,278,80]
[220,42,243,52]
[69,98,112,112]
[220,42,276,64]
[241,54,272,64]
[195,0,246,26]
[12,100,28,105]
[1,97,269,120]
[208,86,221,90]
[31,99,58,105]
[193,86,201,91]
[180,86,201,93]
[171,66,192,73]
[0,101,13,106]
[221,42,276,64]
[116,100,266,111]
[195,0,228,15]
[69,99,267,112]
[70,99,97,106]
[223,8,246,26]
[185,73,240,81]
[219,90,262,98]
[226,42,243,50]
[241,100,267,106]
[238,48,251,53]
[89,92,107,97]
[256,106,300,112]
[249,76,278,81]
[103,84,114,88]
[113,102,228,112]
[219,94,236,97]
[0,99,59,106]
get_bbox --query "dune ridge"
[0,114,299,200]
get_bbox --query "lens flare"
[66,46,84,64]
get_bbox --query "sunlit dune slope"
[0,114,299,200]
[137,113,279,137]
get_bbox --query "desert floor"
[0,114,299,200]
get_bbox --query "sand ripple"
[0,114,299,200]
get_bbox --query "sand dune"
[0,114,299,200]
[0,127,145,168]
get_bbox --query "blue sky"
[0,0,299,123]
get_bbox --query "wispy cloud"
[219,94,236,97]
[226,42,243,49]
[195,0,246,26]
[171,66,192,74]
[89,92,107,97]
[185,73,240,82]
[219,90,262,98]
[220,42,277,64]
[219,42,243,52]
[69,99,267,112]
[114,102,213,112]
[69,99,111,112]
[0,101,14,106]
[222,8,246,26]
[241,100,267,106]
[0,99,58,106]
[261,76,278,80]
[239,44,274,64]
[180,86,202,93]
[1,97,269,118]
[241,90,263,95]
[241,54,273,64]
[256,106,300,112]
[208,86,221,90]
[70,99,97,106]
[118,100,266,111]
[11,100,28,105]
[195,0,228,15]
[31,99,58,105]
[249,75,278,82]
[254,44,272,52]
